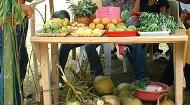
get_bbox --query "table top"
[31,34,188,44]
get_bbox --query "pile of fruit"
[88,18,125,30]
[39,18,70,33]
[72,27,105,37]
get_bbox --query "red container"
[106,31,137,37]
[135,82,169,102]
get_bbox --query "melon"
[65,101,81,105]
[118,91,130,102]
[160,99,175,105]
[53,10,70,20]
[102,95,120,105]
[93,76,114,95]
[117,83,130,92]
[122,98,143,105]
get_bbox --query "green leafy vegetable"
[138,12,177,33]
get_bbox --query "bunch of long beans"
[0,0,25,104]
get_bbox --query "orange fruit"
[96,23,104,30]
[101,18,110,25]
[89,23,96,29]
[93,18,101,24]
[118,19,123,23]
[111,18,118,25]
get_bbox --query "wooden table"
[31,34,188,105]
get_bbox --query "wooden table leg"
[39,43,52,105]
[174,42,186,105]
[51,44,59,105]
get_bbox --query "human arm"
[21,4,33,18]
[17,0,33,18]
[132,0,141,13]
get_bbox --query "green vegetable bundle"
[0,0,25,104]
[139,12,176,33]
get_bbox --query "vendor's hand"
[160,7,166,14]
[21,4,33,18]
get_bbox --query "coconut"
[102,95,120,105]
[122,98,143,105]
[117,83,130,92]
[93,76,114,95]
[118,90,130,102]
[65,101,81,105]
[113,87,119,95]
[160,99,175,105]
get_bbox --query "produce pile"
[39,18,70,33]
[61,65,176,105]
[138,12,177,33]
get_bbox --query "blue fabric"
[126,44,148,80]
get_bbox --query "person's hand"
[21,4,33,18]
[160,7,166,14]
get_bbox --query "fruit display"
[72,27,105,37]
[39,18,70,33]
[69,21,86,32]
[89,18,125,30]
[108,25,137,32]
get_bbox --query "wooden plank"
[174,42,186,105]
[51,44,59,105]
[31,35,188,44]
[40,43,52,105]
[30,8,41,102]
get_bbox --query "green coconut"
[117,83,130,92]
[65,101,81,105]
[102,95,120,105]
[113,87,119,95]
[160,99,175,105]
[93,76,114,95]
[118,90,130,102]
[122,98,143,105]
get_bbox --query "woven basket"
[74,16,92,26]
[36,32,69,37]
[186,29,190,64]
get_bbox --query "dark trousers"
[127,44,148,80]
[162,52,190,87]
[59,44,103,81]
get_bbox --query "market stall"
[30,0,189,105]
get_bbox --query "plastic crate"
[106,31,137,37]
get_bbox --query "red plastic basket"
[135,82,169,102]
[106,31,137,37]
